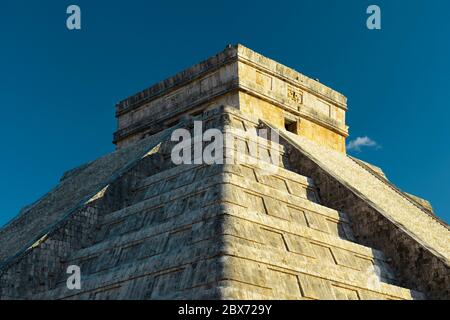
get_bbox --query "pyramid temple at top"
[0,44,449,300]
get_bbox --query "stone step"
[34,237,423,300]
[62,203,395,284]
[33,238,224,300]
[280,128,450,262]
[219,167,356,241]
[36,154,424,299]
[96,163,345,245]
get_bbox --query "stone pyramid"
[0,45,448,300]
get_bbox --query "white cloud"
[346,136,379,152]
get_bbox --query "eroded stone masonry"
[0,45,448,300]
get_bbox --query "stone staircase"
[31,159,424,300]
[1,106,442,300]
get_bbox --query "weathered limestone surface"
[114,44,348,153]
[276,128,449,261]
[0,128,174,266]
[268,123,449,299]
[0,45,448,300]
[0,106,446,300]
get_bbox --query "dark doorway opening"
[285,119,297,134]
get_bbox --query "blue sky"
[0,0,449,226]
